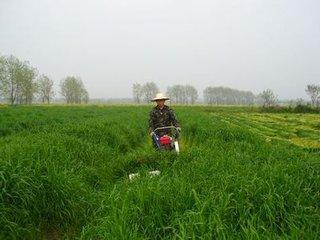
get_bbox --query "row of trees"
[167,85,198,104]
[259,85,320,108]
[133,82,198,104]
[133,82,320,108]
[0,55,89,104]
[133,82,159,104]
[1,54,317,107]
[132,83,265,105]
[203,87,255,105]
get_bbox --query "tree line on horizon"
[132,82,320,108]
[0,54,89,105]
[133,83,198,104]
[0,54,319,108]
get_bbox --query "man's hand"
[150,131,155,137]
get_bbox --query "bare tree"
[60,76,89,104]
[38,74,54,103]
[132,83,143,104]
[259,89,278,107]
[306,84,320,107]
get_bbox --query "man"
[149,93,181,149]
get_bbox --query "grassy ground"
[0,105,319,239]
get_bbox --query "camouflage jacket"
[149,105,180,135]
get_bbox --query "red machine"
[160,135,172,145]
[153,126,180,153]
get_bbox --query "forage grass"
[0,105,319,239]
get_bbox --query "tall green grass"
[0,106,319,239]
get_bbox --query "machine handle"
[153,126,180,139]
[153,126,179,132]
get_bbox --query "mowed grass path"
[0,105,319,239]
[208,110,320,148]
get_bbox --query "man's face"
[156,100,165,108]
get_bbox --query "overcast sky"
[0,0,319,99]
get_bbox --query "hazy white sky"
[0,0,319,99]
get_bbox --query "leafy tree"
[203,86,255,105]
[17,63,38,104]
[0,55,20,104]
[38,75,54,103]
[60,76,89,104]
[0,55,38,105]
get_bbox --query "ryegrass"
[0,105,319,239]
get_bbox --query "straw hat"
[151,93,170,102]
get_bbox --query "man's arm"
[149,110,155,134]
[169,109,180,128]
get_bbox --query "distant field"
[0,105,319,239]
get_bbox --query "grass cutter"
[129,126,180,181]
[151,126,180,153]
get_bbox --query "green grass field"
[0,105,319,239]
